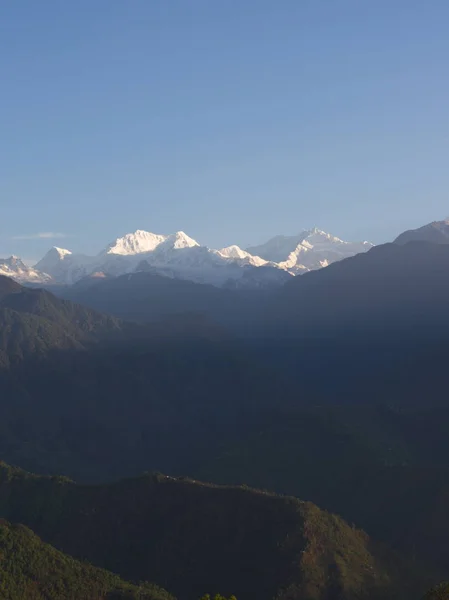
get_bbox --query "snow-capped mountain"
[1,228,373,288]
[103,229,167,255]
[35,247,96,285]
[0,256,51,284]
[247,228,373,273]
[216,245,268,267]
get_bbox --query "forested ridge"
[2,240,449,598]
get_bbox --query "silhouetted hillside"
[56,270,267,330]
[0,462,432,600]
[0,275,124,365]
[394,220,449,245]
[273,241,449,337]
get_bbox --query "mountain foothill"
[1,219,449,599]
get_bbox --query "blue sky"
[1,0,449,261]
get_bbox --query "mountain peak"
[164,231,200,249]
[394,219,449,245]
[19,226,375,288]
[104,230,167,256]
[214,246,269,269]
[53,246,72,256]
[35,246,72,271]
[0,256,52,284]
[36,247,72,263]
[3,255,26,266]
[218,245,247,259]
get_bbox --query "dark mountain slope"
[0,308,83,367]
[4,287,121,334]
[0,345,283,481]
[0,519,173,600]
[394,220,449,245]
[237,241,449,412]
[55,270,267,330]
[0,275,124,366]
[193,404,449,575]
[0,277,121,337]
[0,462,432,600]
[273,241,449,336]
[0,275,22,298]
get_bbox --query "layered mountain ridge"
[3,228,373,289]
[1,220,449,597]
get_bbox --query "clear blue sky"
[1,0,449,261]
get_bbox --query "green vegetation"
[424,583,449,599]
[0,519,173,600]
[0,462,434,600]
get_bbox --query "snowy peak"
[248,228,373,272]
[3,256,27,268]
[35,247,72,270]
[104,230,167,256]
[162,231,200,250]
[0,256,52,284]
[216,245,268,267]
[218,245,250,260]
[247,234,306,263]
[52,247,72,258]
[103,229,200,256]
[303,228,344,245]
[13,226,374,288]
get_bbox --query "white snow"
[0,256,52,284]
[216,245,268,267]
[7,227,374,288]
[248,228,374,273]
[103,230,167,256]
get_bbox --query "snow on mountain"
[164,231,199,250]
[0,256,52,284]
[35,247,72,271]
[137,251,292,288]
[247,228,373,273]
[14,227,373,288]
[35,247,95,285]
[216,245,268,267]
[104,230,167,255]
[149,231,200,259]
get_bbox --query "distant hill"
[0,519,173,600]
[0,275,123,365]
[0,462,432,600]
[56,270,267,328]
[394,220,449,245]
[0,274,284,482]
[274,241,449,336]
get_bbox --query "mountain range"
[0,228,373,288]
[2,218,449,598]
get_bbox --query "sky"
[1,0,449,262]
